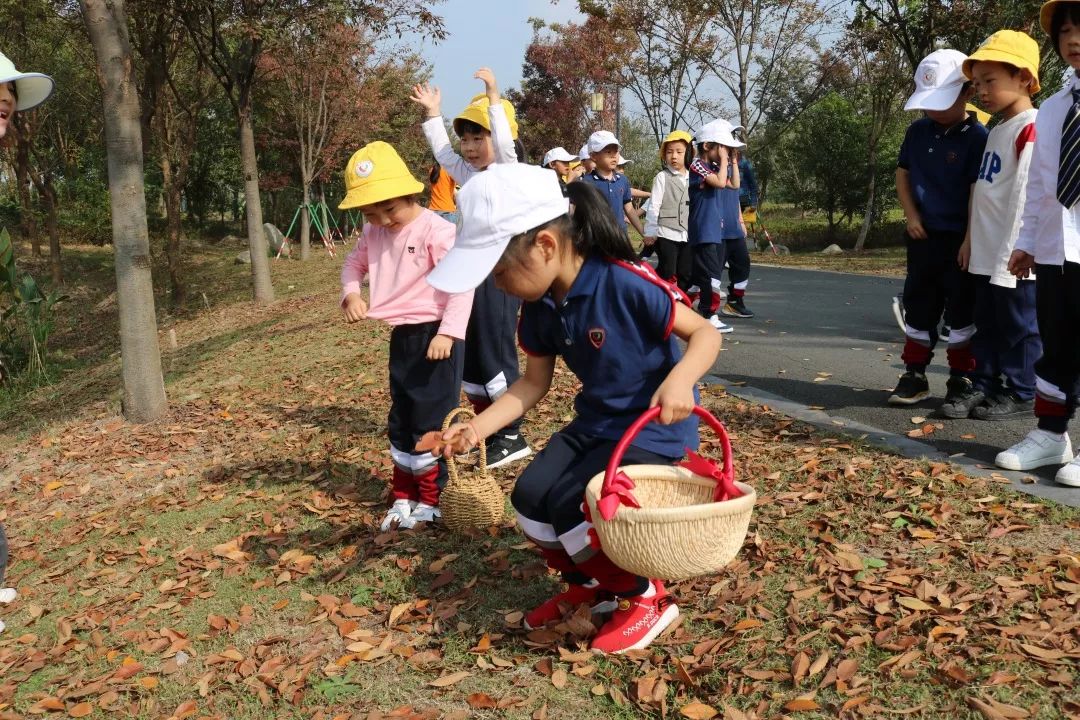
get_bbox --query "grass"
[0,238,1077,719]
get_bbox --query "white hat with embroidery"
[904,49,968,111]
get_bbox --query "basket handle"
[597,405,737,521]
[442,407,487,483]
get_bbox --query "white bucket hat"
[0,52,54,111]
[904,49,968,112]
[694,119,745,148]
[427,164,570,295]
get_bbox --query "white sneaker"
[380,499,415,531]
[1056,452,1080,487]
[409,503,441,525]
[995,430,1073,471]
[708,315,733,334]
[0,588,16,604]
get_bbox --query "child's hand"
[957,238,971,270]
[905,214,927,240]
[649,380,695,425]
[642,235,657,247]
[475,67,499,102]
[410,82,442,118]
[342,292,367,323]
[427,334,453,361]
[1008,249,1035,279]
[439,421,482,457]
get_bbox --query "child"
[338,142,474,530]
[995,1,1080,487]
[643,130,693,291]
[411,68,533,469]
[578,144,595,175]
[427,161,458,223]
[889,49,988,411]
[578,131,647,238]
[542,146,581,185]
[959,31,1041,420]
[689,120,739,333]
[426,164,722,654]
[0,51,54,631]
[717,134,754,319]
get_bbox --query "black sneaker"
[720,298,754,318]
[486,433,532,470]
[972,392,1034,421]
[937,376,985,419]
[888,371,930,406]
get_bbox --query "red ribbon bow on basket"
[596,471,641,521]
[679,451,742,502]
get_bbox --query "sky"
[412,0,584,116]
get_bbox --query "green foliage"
[0,228,67,384]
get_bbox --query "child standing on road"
[0,51,54,630]
[427,164,722,654]
[338,142,474,530]
[643,130,693,291]
[995,1,1080,487]
[411,69,533,469]
[689,120,739,333]
[959,31,1041,420]
[717,130,754,320]
[889,49,988,411]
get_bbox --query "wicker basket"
[439,408,506,531]
[584,406,755,580]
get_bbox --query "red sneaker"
[524,584,618,629]
[589,585,679,654]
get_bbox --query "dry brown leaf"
[68,703,93,718]
[550,669,568,689]
[807,651,829,678]
[28,697,65,713]
[1019,643,1065,661]
[967,697,1008,720]
[784,697,820,712]
[679,701,719,719]
[466,693,498,709]
[723,707,750,720]
[429,671,471,688]
[791,651,810,684]
[897,596,934,611]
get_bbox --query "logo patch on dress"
[588,328,605,349]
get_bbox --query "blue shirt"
[688,160,724,245]
[738,157,758,208]
[579,171,632,230]
[720,187,745,240]
[897,116,988,233]
[518,256,700,458]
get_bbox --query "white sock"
[639,582,656,599]
[1036,429,1067,442]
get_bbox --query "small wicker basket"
[584,406,755,580]
[439,407,506,531]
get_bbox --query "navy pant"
[693,242,726,318]
[1034,262,1080,434]
[901,231,976,374]
[724,236,751,297]
[511,430,676,596]
[463,275,522,436]
[971,276,1040,400]
[388,321,464,502]
[655,238,693,292]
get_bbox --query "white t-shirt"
[969,108,1037,288]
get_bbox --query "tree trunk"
[41,181,62,286]
[160,151,185,307]
[14,130,39,256]
[237,107,273,303]
[855,169,876,252]
[300,181,311,260]
[80,0,167,423]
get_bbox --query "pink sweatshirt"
[340,209,473,339]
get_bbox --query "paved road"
[701,264,1079,507]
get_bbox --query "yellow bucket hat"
[659,130,693,159]
[453,93,520,140]
[962,30,1041,94]
[966,103,991,125]
[338,141,424,210]
[1040,0,1080,34]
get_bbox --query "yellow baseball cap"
[453,93,520,140]
[962,30,1041,94]
[338,141,424,210]
[659,130,693,159]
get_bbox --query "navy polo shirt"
[579,171,632,231]
[688,161,724,245]
[720,187,745,240]
[897,116,988,233]
[518,256,700,458]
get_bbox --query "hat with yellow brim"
[965,103,991,125]
[338,141,424,210]
[453,93,520,139]
[659,130,693,159]
[962,30,1041,94]
[1039,0,1080,34]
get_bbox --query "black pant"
[388,321,464,484]
[463,274,522,435]
[900,231,976,373]
[1034,262,1080,433]
[654,238,693,291]
[971,276,1040,400]
[724,236,750,296]
[693,242,726,318]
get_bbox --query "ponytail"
[430,162,441,184]
[564,181,637,263]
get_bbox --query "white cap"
[587,130,621,153]
[904,49,968,111]
[616,153,631,166]
[578,143,591,161]
[694,119,745,148]
[427,164,571,294]
[0,52,54,111]
[542,146,576,166]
